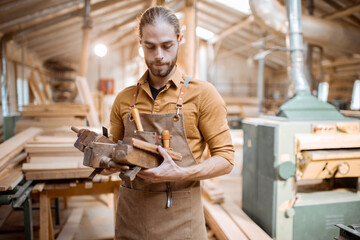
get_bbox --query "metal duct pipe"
[249,0,360,54]
[286,0,310,94]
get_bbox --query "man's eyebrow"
[144,40,175,45]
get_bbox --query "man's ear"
[177,33,184,44]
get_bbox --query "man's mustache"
[151,61,169,65]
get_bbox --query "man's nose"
[155,47,164,60]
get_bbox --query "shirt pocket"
[167,103,198,139]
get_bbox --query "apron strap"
[130,83,141,108]
[176,76,191,111]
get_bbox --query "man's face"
[141,21,179,78]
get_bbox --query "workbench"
[31,178,121,240]
[0,178,34,240]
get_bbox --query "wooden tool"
[159,130,173,150]
[72,126,113,152]
[72,126,114,179]
[131,107,144,131]
[72,127,182,169]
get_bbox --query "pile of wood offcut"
[22,135,92,180]
[0,128,42,191]
[14,103,88,135]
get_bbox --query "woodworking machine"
[242,94,360,240]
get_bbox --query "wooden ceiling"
[0,0,359,70]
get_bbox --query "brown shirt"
[110,67,234,164]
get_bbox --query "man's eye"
[163,44,173,49]
[145,45,155,50]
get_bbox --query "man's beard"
[146,54,177,78]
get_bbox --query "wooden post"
[179,0,196,76]
[39,192,49,240]
[78,0,92,77]
[76,0,100,127]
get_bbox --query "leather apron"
[115,76,207,240]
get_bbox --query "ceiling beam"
[323,0,360,25]
[0,0,83,31]
[9,0,120,39]
[323,3,360,20]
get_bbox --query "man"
[109,6,234,240]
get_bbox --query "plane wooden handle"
[131,138,182,161]
[131,107,144,131]
[161,130,171,149]
[71,126,80,133]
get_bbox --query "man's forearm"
[180,156,233,181]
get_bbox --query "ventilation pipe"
[249,0,360,54]
[265,0,345,120]
[286,0,310,94]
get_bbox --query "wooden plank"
[0,152,27,179]
[203,197,248,240]
[0,205,13,228]
[35,68,52,102]
[302,149,360,161]
[28,71,46,104]
[25,169,93,180]
[40,191,49,240]
[28,156,83,164]
[0,128,42,172]
[31,136,77,144]
[221,200,272,240]
[20,111,88,118]
[22,162,79,171]
[323,3,360,20]
[75,76,100,127]
[0,167,24,191]
[295,133,360,152]
[27,152,83,157]
[16,120,86,130]
[300,159,360,179]
[25,143,78,153]
[32,182,46,193]
[56,208,84,240]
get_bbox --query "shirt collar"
[138,66,185,88]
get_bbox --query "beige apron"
[115,77,207,240]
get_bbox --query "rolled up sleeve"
[198,82,234,164]
[110,95,124,143]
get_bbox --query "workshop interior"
[0,0,360,240]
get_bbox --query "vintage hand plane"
[71,126,182,182]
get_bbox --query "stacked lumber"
[22,135,92,180]
[202,179,225,204]
[0,128,42,191]
[203,197,272,240]
[14,103,88,135]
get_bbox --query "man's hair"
[138,6,180,40]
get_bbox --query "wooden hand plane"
[72,127,182,170]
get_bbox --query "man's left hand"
[137,146,184,183]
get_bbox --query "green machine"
[242,93,360,240]
[243,0,360,238]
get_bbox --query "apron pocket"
[133,130,158,145]
[145,190,192,240]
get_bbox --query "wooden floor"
[0,194,115,240]
[0,175,255,240]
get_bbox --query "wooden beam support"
[323,0,360,25]
[209,15,254,44]
[179,0,196,76]
[323,3,360,20]
[0,0,83,31]
[10,0,120,39]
